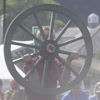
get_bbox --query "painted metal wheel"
[4,4,93,95]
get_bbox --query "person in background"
[0,79,4,100]
[61,51,79,85]
[89,82,100,100]
[5,79,25,100]
[61,53,89,100]
[23,26,80,100]
[61,81,89,100]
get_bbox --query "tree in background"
[0,0,3,14]
[0,0,59,40]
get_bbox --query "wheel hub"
[46,43,56,53]
[40,40,58,59]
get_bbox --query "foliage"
[0,0,3,15]
[0,0,2,9]
[42,0,58,4]
[96,50,100,60]
[0,0,59,40]
[55,19,64,31]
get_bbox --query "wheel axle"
[40,40,58,59]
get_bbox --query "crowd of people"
[0,79,25,100]
[0,79,100,100]
[0,26,100,100]
[62,82,100,100]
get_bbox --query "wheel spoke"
[58,50,71,55]
[11,41,39,49]
[56,56,79,77]
[41,60,49,87]
[13,57,23,64]
[13,52,40,64]
[24,57,43,79]
[52,59,63,86]
[58,36,83,47]
[14,64,25,78]
[49,12,55,40]
[58,50,86,58]
[56,19,71,42]
[19,24,41,44]
[33,13,46,40]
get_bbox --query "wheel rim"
[4,4,93,95]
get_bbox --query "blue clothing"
[89,95,99,100]
[62,90,89,100]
